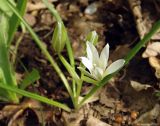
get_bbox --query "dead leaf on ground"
[0,99,43,126]
[142,42,160,79]
[87,116,111,126]
[130,80,152,92]
[93,105,111,117]
[142,42,160,58]
[149,57,160,79]
[99,86,121,108]
[27,0,57,12]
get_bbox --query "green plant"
[0,0,27,103]
[0,13,18,102]
[0,0,160,112]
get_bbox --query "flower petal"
[104,59,125,76]
[99,43,109,69]
[80,57,93,72]
[86,41,99,64]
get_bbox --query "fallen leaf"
[86,116,111,126]
[149,57,160,79]
[130,81,151,92]
[93,105,111,117]
[142,42,160,58]
[99,86,119,108]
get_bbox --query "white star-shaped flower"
[80,41,125,80]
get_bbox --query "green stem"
[42,0,76,99]
[43,0,76,72]
[79,20,160,108]
[66,37,76,98]
[41,0,62,22]
[58,54,82,108]
[75,64,84,108]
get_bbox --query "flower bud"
[86,31,98,45]
[52,22,67,53]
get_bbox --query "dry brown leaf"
[86,116,111,126]
[99,86,121,108]
[27,0,57,12]
[93,105,111,117]
[0,100,43,126]
[130,81,151,92]
[142,42,160,58]
[149,57,160,78]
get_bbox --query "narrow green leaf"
[0,13,19,102]
[0,0,13,17]
[8,0,27,46]
[20,68,40,89]
[0,83,71,112]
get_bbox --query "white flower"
[80,41,125,80]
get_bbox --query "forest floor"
[0,0,160,126]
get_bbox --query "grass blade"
[7,0,27,46]
[0,13,19,102]
[20,68,40,89]
[0,83,71,112]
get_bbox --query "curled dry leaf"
[149,57,160,79]
[142,42,160,78]
[130,81,151,92]
[142,42,160,58]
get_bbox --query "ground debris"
[133,104,160,125]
